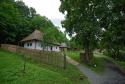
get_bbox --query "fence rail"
[1,44,66,69]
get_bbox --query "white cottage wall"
[52,46,60,52]
[35,41,43,50]
[24,41,36,49]
[24,41,60,52]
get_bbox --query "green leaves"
[60,0,125,59]
[42,27,67,43]
[60,0,101,50]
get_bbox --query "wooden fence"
[1,44,66,69]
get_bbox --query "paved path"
[66,56,125,84]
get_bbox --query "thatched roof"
[21,29,43,42]
[60,43,67,48]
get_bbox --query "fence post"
[20,53,26,73]
[23,54,26,73]
[63,53,66,70]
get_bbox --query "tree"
[59,0,101,63]
[98,0,125,59]
[60,0,125,61]
[69,36,82,49]
[42,26,67,43]
[15,1,30,18]
[29,7,37,18]
[0,0,22,43]
[30,15,54,29]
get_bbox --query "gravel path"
[67,56,125,84]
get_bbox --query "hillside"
[0,49,89,84]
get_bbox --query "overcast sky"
[22,0,65,32]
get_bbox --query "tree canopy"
[60,0,125,61]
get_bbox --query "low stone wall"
[1,44,65,68]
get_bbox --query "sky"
[22,0,65,32]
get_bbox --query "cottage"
[20,29,60,52]
[59,43,68,51]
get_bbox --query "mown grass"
[66,51,81,62]
[0,49,89,84]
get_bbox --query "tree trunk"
[112,48,120,60]
[82,33,93,64]
[115,48,120,60]
[85,48,89,63]
[85,47,93,64]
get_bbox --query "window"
[51,46,53,51]
[27,43,32,47]
[41,43,43,47]
[27,43,29,46]
[30,43,32,46]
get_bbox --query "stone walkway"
[66,56,125,84]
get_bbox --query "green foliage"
[42,27,67,43]
[59,0,102,62]
[0,0,32,44]
[116,61,125,70]
[0,0,21,43]
[69,37,82,49]
[30,15,54,29]
[99,0,125,58]
[60,0,125,59]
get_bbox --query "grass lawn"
[116,61,125,69]
[0,49,89,84]
[66,51,81,62]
